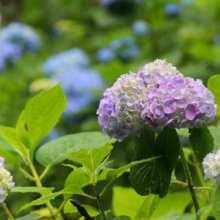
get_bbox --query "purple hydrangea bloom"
[141,73,216,132]
[0,40,22,72]
[97,72,149,141]
[96,48,115,63]
[203,149,220,185]
[0,22,41,53]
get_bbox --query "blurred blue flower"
[181,0,195,7]
[119,46,140,61]
[96,48,115,63]
[164,3,183,16]
[0,22,41,53]
[99,0,116,6]
[0,40,22,72]
[123,36,136,47]
[110,39,123,51]
[42,48,90,76]
[132,20,150,36]
[213,35,220,45]
[46,128,66,142]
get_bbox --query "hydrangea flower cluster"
[0,22,41,53]
[203,149,220,185]
[164,3,183,16]
[97,59,216,141]
[0,157,15,205]
[0,40,22,72]
[42,48,90,76]
[132,20,150,36]
[96,36,140,63]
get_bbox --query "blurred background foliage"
[0,0,220,219]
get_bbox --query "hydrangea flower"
[141,73,216,132]
[203,149,220,185]
[132,20,150,36]
[97,72,149,141]
[96,48,115,63]
[119,46,140,61]
[164,3,183,16]
[0,40,22,72]
[0,22,41,53]
[0,157,15,205]
[98,0,116,6]
[42,48,90,76]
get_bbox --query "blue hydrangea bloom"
[120,46,140,61]
[164,3,183,16]
[0,22,41,53]
[99,0,116,6]
[203,148,220,185]
[96,48,115,63]
[132,20,150,36]
[0,40,22,72]
[213,35,220,45]
[42,48,90,76]
[110,39,123,51]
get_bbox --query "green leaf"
[180,213,196,220]
[135,194,160,220]
[129,127,180,198]
[212,184,220,220]
[36,132,116,166]
[208,124,220,151]
[69,143,113,183]
[208,74,220,116]
[154,127,180,172]
[0,132,17,152]
[12,187,54,195]
[112,186,147,219]
[106,156,159,186]
[189,127,214,163]
[111,216,132,220]
[0,148,21,168]
[197,205,213,220]
[15,213,40,220]
[0,127,29,158]
[64,200,100,216]
[18,184,86,213]
[176,128,189,138]
[16,84,67,151]
[155,211,182,220]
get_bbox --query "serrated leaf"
[64,200,100,216]
[130,127,179,198]
[189,127,214,163]
[15,213,40,220]
[12,187,54,195]
[208,124,220,151]
[155,211,182,220]
[16,84,67,152]
[135,194,160,220]
[36,132,116,166]
[208,74,220,116]
[0,127,29,159]
[0,148,20,168]
[63,168,112,200]
[18,184,86,213]
[197,205,213,220]
[212,184,220,220]
[154,127,180,172]
[112,216,132,220]
[106,156,159,186]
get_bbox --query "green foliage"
[129,126,180,198]
[12,187,54,195]
[212,184,220,220]
[16,84,67,152]
[208,124,220,151]
[208,74,220,116]
[189,127,214,163]
[64,200,100,216]
[0,148,21,168]
[135,195,160,220]
[15,213,40,220]
[156,211,182,220]
[197,205,213,220]
[36,132,116,166]
[111,216,132,220]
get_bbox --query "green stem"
[18,167,36,181]
[93,185,106,220]
[3,203,14,220]
[27,158,58,220]
[179,145,200,213]
[40,166,50,180]
[55,200,66,217]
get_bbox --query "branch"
[70,201,93,220]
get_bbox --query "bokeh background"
[0,0,219,219]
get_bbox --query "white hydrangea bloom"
[203,149,220,185]
[0,157,15,205]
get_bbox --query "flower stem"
[179,145,200,213]
[3,203,14,220]
[93,185,106,220]
[172,180,210,190]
